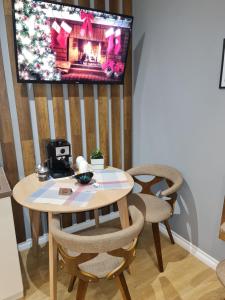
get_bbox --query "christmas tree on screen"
[14,0,60,81]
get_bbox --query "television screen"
[12,0,133,84]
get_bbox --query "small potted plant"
[90,149,104,170]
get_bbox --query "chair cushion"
[66,226,124,278]
[217,259,225,286]
[79,253,123,278]
[127,193,172,223]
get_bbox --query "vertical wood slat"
[0,35,26,243]
[78,2,96,163]
[52,0,74,227]
[109,0,122,212]
[77,0,96,223]
[32,85,51,236]
[109,0,122,169]
[94,0,109,168]
[68,83,86,223]
[94,0,110,216]
[83,85,96,159]
[51,85,67,139]
[98,86,109,166]
[68,84,83,159]
[52,85,73,227]
[123,0,132,170]
[33,85,51,162]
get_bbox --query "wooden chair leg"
[164,219,175,244]
[68,275,76,293]
[115,273,131,300]
[76,279,88,300]
[152,222,164,272]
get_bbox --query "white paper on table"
[93,171,127,183]
[32,197,67,205]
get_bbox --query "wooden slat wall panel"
[1,0,133,242]
[123,0,132,170]
[0,39,26,243]
[109,0,122,169]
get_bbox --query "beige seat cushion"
[127,193,172,223]
[65,226,124,278]
[79,253,123,278]
[217,259,225,286]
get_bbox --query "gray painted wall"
[132,0,225,260]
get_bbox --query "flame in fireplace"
[83,41,102,63]
[84,41,92,57]
[97,42,101,63]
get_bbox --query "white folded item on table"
[76,156,89,173]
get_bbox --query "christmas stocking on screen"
[51,20,60,49]
[105,28,114,55]
[57,21,72,48]
[114,28,122,55]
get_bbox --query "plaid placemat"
[26,180,94,206]
[26,170,132,206]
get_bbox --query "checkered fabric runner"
[27,169,131,206]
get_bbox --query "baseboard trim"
[159,224,219,270]
[17,213,219,271]
[17,212,119,252]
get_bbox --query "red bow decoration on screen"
[80,10,94,37]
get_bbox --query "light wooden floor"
[19,220,225,300]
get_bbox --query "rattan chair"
[127,164,183,272]
[50,206,144,300]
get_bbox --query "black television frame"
[12,0,133,85]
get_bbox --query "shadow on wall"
[133,33,145,93]
[170,179,199,247]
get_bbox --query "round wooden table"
[13,167,134,300]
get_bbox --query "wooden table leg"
[117,196,130,229]
[94,209,100,227]
[29,210,41,255]
[48,212,58,300]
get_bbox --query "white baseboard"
[18,213,218,271]
[17,212,119,252]
[159,224,219,270]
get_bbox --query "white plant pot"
[91,158,104,170]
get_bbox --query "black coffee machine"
[46,139,74,178]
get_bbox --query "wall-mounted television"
[12,0,133,84]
